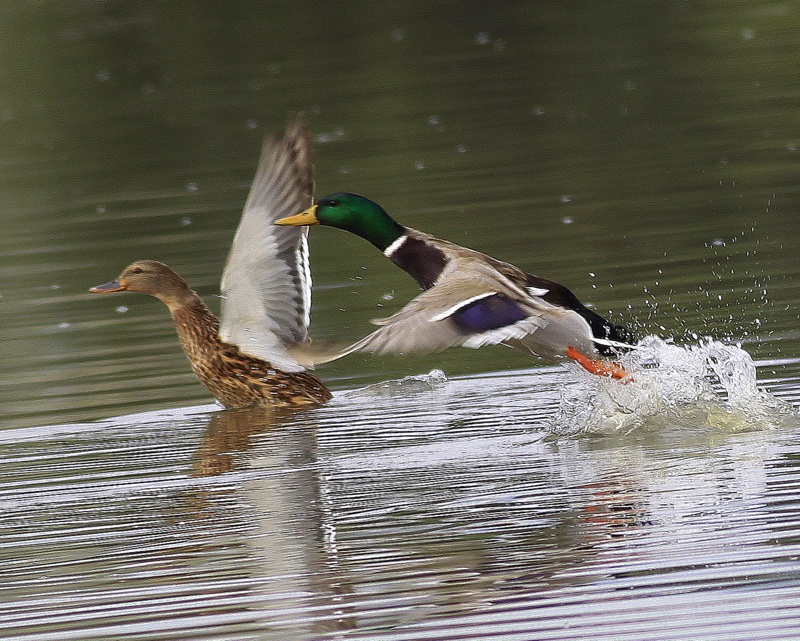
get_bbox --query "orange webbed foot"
[566,346,630,381]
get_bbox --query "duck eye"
[131,267,143,274]
[326,199,339,208]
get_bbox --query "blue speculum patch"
[451,294,527,333]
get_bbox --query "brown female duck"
[90,260,330,407]
[90,117,331,408]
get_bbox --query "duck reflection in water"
[192,405,314,477]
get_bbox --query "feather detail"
[428,292,496,322]
[382,234,408,257]
[462,316,550,348]
[219,115,314,372]
[526,286,550,297]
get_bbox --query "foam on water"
[345,368,449,398]
[552,336,799,436]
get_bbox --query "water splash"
[346,369,448,398]
[552,336,798,436]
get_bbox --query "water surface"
[2,2,800,639]
[3,368,800,640]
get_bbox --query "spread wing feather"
[219,115,313,372]
[295,259,555,364]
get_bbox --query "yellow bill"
[275,205,320,226]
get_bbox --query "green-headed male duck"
[277,192,635,379]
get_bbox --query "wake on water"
[340,336,797,436]
[552,336,799,436]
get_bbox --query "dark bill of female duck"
[90,279,126,293]
[277,192,635,380]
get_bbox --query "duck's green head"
[276,192,405,252]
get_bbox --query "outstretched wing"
[295,260,553,365]
[219,115,314,372]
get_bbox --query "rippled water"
[4,2,800,640]
[4,366,800,640]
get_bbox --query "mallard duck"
[276,192,634,379]
[90,118,332,408]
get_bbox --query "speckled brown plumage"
[91,260,331,409]
[171,298,331,408]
